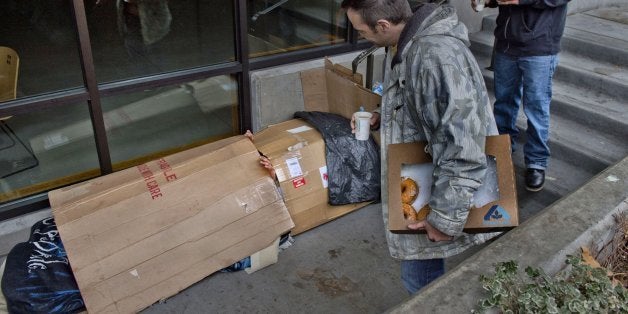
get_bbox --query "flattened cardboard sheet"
[49,136,294,313]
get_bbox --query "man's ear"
[376,19,391,32]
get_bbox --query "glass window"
[0,103,100,204]
[0,0,84,98]
[102,75,239,166]
[87,0,236,83]
[248,0,347,57]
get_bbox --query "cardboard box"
[387,135,518,233]
[249,58,382,235]
[301,58,381,121]
[48,136,294,313]
[253,119,370,235]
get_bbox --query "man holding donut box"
[343,0,501,294]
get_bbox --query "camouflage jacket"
[379,4,500,260]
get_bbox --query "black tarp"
[1,217,84,314]
[294,111,380,205]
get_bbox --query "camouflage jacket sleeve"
[415,64,488,236]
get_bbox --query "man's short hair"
[341,0,412,30]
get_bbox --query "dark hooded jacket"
[380,4,499,260]
[491,0,570,56]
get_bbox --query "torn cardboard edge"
[245,237,280,274]
[387,134,519,234]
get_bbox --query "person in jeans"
[472,0,570,191]
[342,0,500,294]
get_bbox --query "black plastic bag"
[1,217,85,314]
[294,111,380,205]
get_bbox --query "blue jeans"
[400,258,445,294]
[493,52,559,170]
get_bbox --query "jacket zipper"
[504,7,511,52]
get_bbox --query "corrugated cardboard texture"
[301,59,380,120]
[254,119,370,235]
[49,136,294,313]
[387,135,518,233]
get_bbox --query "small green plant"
[476,255,628,313]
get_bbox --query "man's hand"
[496,0,519,5]
[244,130,277,179]
[408,220,454,242]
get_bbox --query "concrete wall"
[250,49,386,132]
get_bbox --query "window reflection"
[87,0,236,83]
[102,75,239,166]
[0,0,83,97]
[248,0,347,56]
[0,104,100,204]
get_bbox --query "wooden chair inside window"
[0,46,39,178]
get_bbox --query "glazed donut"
[402,203,418,221]
[401,177,418,204]
[415,204,431,221]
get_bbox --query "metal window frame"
[0,0,363,220]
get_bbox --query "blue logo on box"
[483,205,511,226]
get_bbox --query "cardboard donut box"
[387,134,519,233]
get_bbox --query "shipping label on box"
[254,119,370,235]
[387,134,518,233]
[49,136,294,313]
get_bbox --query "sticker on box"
[292,177,306,188]
[483,205,511,226]
[286,126,313,134]
[286,157,303,178]
[319,166,328,189]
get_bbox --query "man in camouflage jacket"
[343,0,499,294]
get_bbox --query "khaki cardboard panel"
[289,203,327,235]
[387,135,518,233]
[101,220,284,313]
[300,68,329,113]
[301,59,381,121]
[253,119,371,235]
[325,201,370,220]
[279,170,325,202]
[273,143,326,183]
[56,151,269,271]
[69,177,280,286]
[324,59,381,120]
[49,136,294,313]
[50,136,249,226]
[285,188,329,216]
[82,201,290,313]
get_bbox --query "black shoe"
[525,169,545,192]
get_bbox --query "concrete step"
[480,65,626,171]
[476,56,627,170]
[550,81,628,140]
[469,27,628,100]
[562,9,628,67]
[555,51,628,100]
[515,110,624,172]
[509,157,595,222]
[479,64,628,141]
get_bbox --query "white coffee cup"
[476,0,485,11]
[353,112,373,141]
